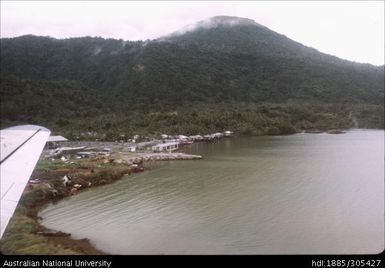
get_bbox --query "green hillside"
[1,16,383,138]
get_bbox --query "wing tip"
[1,124,51,133]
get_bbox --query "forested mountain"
[1,16,383,139]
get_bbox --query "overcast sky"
[1,1,384,65]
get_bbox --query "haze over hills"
[1,16,383,139]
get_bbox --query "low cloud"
[1,1,383,65]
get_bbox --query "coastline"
[0,151,202,255]
[0,129,353,255]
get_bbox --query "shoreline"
[1,150,202,255]
[0,129,355,254]
[39,152,203,254]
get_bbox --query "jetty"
[121,152,202,163]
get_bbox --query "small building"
[50,146,87,157]
[47,135,68,142]
[76,151,97,158]
[46,135,68,149]
[152,142,179,152]
[203,134,214,141]
[189,135,203,141]
[178,135,189,140]
[177,135,192,144]
[161,134,169,139]
[126,146,136,152]
[213,132,224,138]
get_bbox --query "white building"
[47,135,68,142]
[46,135,68,149]
[127,146,136,152]
[189,135,203,141]
[212,132,224,138]
[161,134,169,139]
[178,135,189,140]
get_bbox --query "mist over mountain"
[1,16,383,138]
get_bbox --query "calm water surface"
[40,130,384,254]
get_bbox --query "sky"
[1,1,384,65]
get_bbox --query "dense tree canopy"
[1,16,383,139]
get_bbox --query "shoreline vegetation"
[0,128,371,254]
[2,99,384,141]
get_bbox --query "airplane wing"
[0,125,51,238]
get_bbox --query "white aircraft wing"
[0,125,51,238]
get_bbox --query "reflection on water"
[40,130,384,254]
